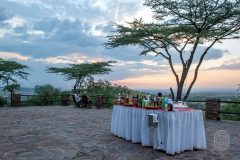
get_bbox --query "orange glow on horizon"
[111,70,240,89]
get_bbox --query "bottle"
[166,94,173,111]
[147,95,150,107]
[135,94,139,107]
[117,93,121,104]
[153,96,157,107]
[161,97,165,110]
[144,95,150,107]
[142,97,145,108]
[169,103,173,111]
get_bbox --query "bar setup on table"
[111,93,207,155]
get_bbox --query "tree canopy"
[47,61,115,92]
[0,58,30,88]
[105,0,240,100]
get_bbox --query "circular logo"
[214,130,230,151]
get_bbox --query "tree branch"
[142,39,170,59]
[163,44,180,85]
[183,38,219,100]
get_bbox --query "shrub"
[220,101,240,121]
[23,84,61,106]
[83,79,145,108]
[0,96,7,107]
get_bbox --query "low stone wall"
[205,98,220,120]
[11,94,21,107]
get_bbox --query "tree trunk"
[73,83,77,92]
[176,82,183,101]
[10,90,13,107]
[74,78,82,92]
[176,67,190,101]
[183,39,218,101]
[170,87,175,100]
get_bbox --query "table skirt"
[111,105,207,155]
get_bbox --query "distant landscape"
[1,86,239,104]
[139,88,240,101]
[0,86,239,121]
[9,87,240,101]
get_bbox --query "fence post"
[205,98,220,120]
[61,93,70,106]
[96,94,104,109]
[11,94,21,107]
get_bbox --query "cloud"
[0,51,30,61]
[49,20,103,47]
[107,59,170,80]
[0,29,11,38]
[0,7,12,21]
[141,60,159,66]
[34,53,106,64]
[207,57,240,70]
[4,16,27,28]
[0,16,107,58]
[27,30,45,36]
[0,0,152,61]
[152,46,227,65]
[0,16,30,39]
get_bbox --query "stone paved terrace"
[0,106,239,160]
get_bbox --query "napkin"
[149,113,158,123]
[153,114,158,123]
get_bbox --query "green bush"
[187,102,205,110]
[22,95,42,106]
[23,84,61,106]
[83,79,145,108]
[0,96,7,107]
[220,101,240,121]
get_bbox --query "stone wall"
[11,94,21,107]
[205,98,220,120]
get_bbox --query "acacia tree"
[47,61,115,92]
[3,83,20,106]
[105,0,240,101]
[0,58,29,89]
[0,58,29,105]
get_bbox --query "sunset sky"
[0,0,239,91]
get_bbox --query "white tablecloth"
[111,105,207,155]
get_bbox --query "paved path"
[0,106,239,160]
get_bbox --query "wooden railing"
[186,99,240,114]
[10,93,240,120]
[12,94,116,107]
